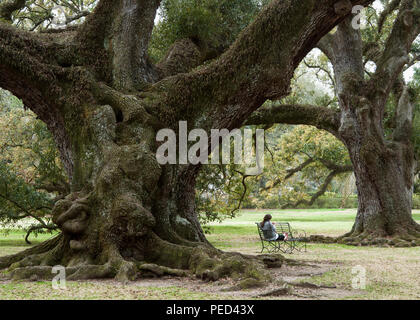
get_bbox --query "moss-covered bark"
[0,0,374,281]
[318,13,420,246]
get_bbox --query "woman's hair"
[260,214,272,227]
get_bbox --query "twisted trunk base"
[0,232,283,287]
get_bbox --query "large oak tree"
[0,0,373,281]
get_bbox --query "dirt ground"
[0,258,364,300]
[91,259,365,300]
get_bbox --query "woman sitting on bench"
[260,214,289,241]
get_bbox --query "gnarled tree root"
[0,233,285,290]
[307,225,420,247]
[137,263,190,278]
[0,234,63,271]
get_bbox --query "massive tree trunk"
[0,0,373,281]
[337,85,419,245]
[330,10,420,245]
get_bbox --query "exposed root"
[307,235,337,244]
[0,234,63,270]
[308,229,420,247]
[188,248,284,289]
[0,229,285,288]
[144,234,286,289]
[258,285,291,297]
[66,264,115,280]
[289,282,337,289]
[9,266,55,281]
[137,263,190,278]
[114,260,138,282]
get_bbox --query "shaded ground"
[0,259,362,300]
[0,209,419,299]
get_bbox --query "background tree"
[247,0,420,246]
[257,125,353,208]
[0,89,68,243]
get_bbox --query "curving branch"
[283,170,342,208]
[261,154,352,194]
[25,223,58,244]
[261,158,315,192]
[317,33,335,61]
[0,0,374,183]
[303,59,336,87]
[282,164,353,208]
[245,104,340,136]
[148,0,374,130]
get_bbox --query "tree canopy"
[1,0,419,285]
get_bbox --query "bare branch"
[260,158,315,192]
[283,164,352,208]
[303,59,336,87]
[230,170,252,216]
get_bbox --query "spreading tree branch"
[148,0,374,130]
[303,59,336,87]
[245,104,340,136]
[261,158,315,192]
[25,223,57,244]
[76,0,161,89]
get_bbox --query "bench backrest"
[255,222,292,240]
[255,222,264,239]
[276,222,292,233]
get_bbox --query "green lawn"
[205,209,420,299]
[0,209,419,300]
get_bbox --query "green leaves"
[0,89,67,240]
[149,0,264,62]
[0,161,53,225]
